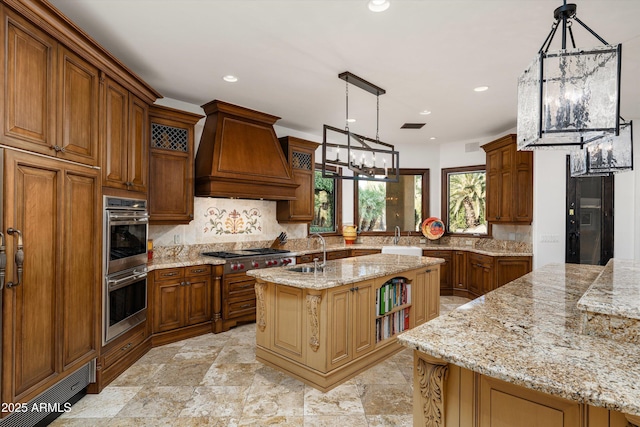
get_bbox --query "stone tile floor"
[51,296,470,426]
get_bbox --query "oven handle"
[107,271,147,292]
[108,214,149,223]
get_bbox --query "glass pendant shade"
[517,44,621,150]
[570,120,633,177]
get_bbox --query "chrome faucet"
[309,233,326,269]
[393,226,401,245]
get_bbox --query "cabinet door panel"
[185,277,211,326]
[102,78,128,188]
[427,268,440,320]
[153,281,183,333]
[127,95,148,193]
[352,281,374,358]
[149,151,190,220]
[2,152,59,402]
[3,11,56,151]
[327,286,351,369]
[58,46,99,166]
[413,270,427,326]
[273,285,305,361]
[61,167,100,370]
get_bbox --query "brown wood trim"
[440,164,490,237]
[354,168,429,234]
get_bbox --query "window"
[354,169,429,233]
[310,165,342,234]
[441,165,487,235]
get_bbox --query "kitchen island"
[398,261,640,427]
[247,253,444,391]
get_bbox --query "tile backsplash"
[149,197,306,247]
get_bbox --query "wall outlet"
[173,234,181,244]
[420,238,427,244]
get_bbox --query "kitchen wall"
[152,97,639,264]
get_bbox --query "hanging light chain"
[345,78,349,132]
[376,92,380,142]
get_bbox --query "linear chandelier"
[517,1,622,150]
[322,72,399,182]
[570,120,633,177]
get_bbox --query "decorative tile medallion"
[204,207,262,235]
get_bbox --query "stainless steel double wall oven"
[103,196,149,344]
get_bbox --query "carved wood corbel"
[416,354,449,427]
[306,294,322,352]
[255,281,267,332]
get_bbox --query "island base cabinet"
[254,265,440,392]
[412,352,631,427]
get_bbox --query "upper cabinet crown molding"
[2,0,161,103]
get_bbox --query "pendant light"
[570,120,633,177]
[322,72,400,182]
[517,1,622,150]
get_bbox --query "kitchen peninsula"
[247,253,444,391]
[398,261,640,427]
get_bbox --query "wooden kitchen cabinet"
[424,250,453,295]
[453,250,468,296]
[255,264,440,391]
[151,265,213,343]
[412,267,440,325]
[148,105,203,224]
[496,256,533,288]
[277,136,319,222]
[221,271,257,332]
[483,134,533,224]
[327,280,375,370]
[351,249,381,257]
[1,10,100,166]
[467,253,494,297]
[1,149,101,405]
[102,76,149,194]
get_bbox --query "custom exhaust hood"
[194,100,298,200]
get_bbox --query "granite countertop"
[290,243,533,258]
[398,263,640,417]
[146,255,225,272]
[246,253,444,290]
[577,259,640,320]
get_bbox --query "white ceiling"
[48,0,640,148]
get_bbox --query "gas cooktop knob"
[231,263,238,270]
[239,263,245,269]
[252,261,259,268]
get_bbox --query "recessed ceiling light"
[346,118,356,123]
[430,137,437,140]
[223,75,238,83]
[368,0,390,12]
[419,110,431,115]
[474,86,489,92]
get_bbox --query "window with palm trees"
[310,165,342,234]
[354,169,429,233]
[441,165,487,235]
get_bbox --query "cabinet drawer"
[327,250,349,260]
[186,265,211,277]
[297,253,319,263]
[154,267,184,281]
[224,273,256,299]
[102,328,147,369]
[226,298,256,318]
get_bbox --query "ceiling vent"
[400,123,426,129]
